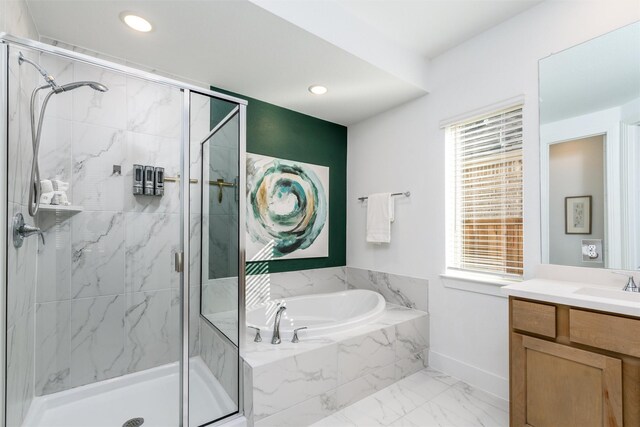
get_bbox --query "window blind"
[446,106,523,278]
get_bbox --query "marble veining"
[337,326,396,385]
[246,267,348,308]
[124,289,180,372]
[346,267,428,311]
[72,122,125,211]
[245,303,429,426]
[255,392,337,427]
[126,77,181,139]
[200,320,239,405]
[70,211,125,299]
[6,310,35,427]
[38,117,72,184]
[124,212,180,292]
[312,369,509,427]
[69,294,127,388]
[35,301,71,395]
[72,62,127,129]
[335,363,396,410]
[252,344,339,420]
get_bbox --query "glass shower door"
[188,91,242,426]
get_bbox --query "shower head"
[57,81,109,93]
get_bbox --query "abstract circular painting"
[246,154,329,261]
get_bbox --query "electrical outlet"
[582,239,603,263]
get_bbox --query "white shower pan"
[23,357,236,427]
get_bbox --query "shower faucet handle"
[292,327,308,343]
[12,213,45,248]
[248,326,262,342]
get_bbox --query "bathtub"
[246,289,386,340]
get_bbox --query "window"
[446,106,524,279]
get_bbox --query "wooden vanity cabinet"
[509,297,640,427]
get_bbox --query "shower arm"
[18,52,62,92]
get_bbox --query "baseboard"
[428,350,509,411]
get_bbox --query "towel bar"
[358,191,410,202]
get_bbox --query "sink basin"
[574,287,640,303]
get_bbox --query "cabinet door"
[511,334,623,427]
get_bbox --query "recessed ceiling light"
[308,85,328,95]
[120,13,153,33]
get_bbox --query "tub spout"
[271,305,287,344]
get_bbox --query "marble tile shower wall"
[6,45,38,427]
[31,54,199,396]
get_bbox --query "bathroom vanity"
[504,279,640,427]
[514,19,640,427]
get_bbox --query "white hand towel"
[366,193,394,243]
[39,192,54,205]
[51,191,69,206]
[40,179,54,194]
[51,180,69,192]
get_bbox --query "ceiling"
[337,0,543,59]
[26,0,543,125]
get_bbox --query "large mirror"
[540,21,640,270]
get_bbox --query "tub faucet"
[271,305,287,344]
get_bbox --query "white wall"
[347,0,640,401]
[549,136,605,267]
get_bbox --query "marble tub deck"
[243,303,430,427]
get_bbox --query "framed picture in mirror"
[565,195,592,234]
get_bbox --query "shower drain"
[122,418,144,427]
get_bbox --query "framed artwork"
[565,195,592,234]
[246,153,329,261]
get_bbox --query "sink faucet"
[614,271,640,292]
[271,304,287,344]
[622,276,639,293]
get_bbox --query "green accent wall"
[211,87,347,274]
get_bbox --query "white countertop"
[502,278,640,318]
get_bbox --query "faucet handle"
[291,327,308,343]
[248,326,262,342]
[623,276,639,293]
[612,272,639,292]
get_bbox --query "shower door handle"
[174,252,184,273]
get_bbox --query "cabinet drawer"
[570,309,640,357]
[512,299,556,338]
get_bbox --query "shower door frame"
[0,33,247,427]
[0,41,8,427]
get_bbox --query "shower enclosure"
[0,35,246,427]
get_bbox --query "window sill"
[440,271,522,297]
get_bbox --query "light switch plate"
[582,239,603,263]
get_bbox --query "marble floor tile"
[311,368,508,427]
[393,369,452,401]
[427,383,509,426]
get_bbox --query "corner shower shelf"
[37,205,84,214]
